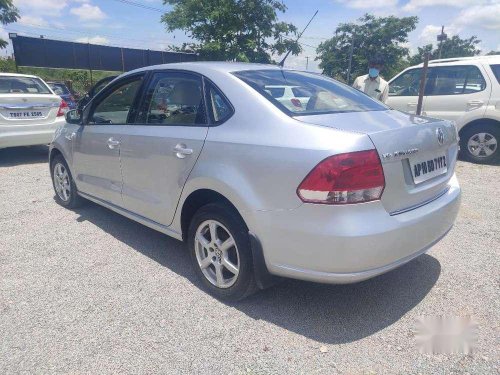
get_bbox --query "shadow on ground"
[73,200,441,344]
[0,145,49,167]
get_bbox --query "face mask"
[369,68,379,78]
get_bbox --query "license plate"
[410,154,447,184]
[9,111,44,119]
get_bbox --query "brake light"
[297,149,385,204]
[57,100,69,117]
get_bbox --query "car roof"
[124,61,297,77]
[409,55,500,69]
[0,72,42,79]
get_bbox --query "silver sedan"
[49,62,461,300]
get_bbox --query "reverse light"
[57,100,69,117]
[297,149,385,204]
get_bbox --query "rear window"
[0,76,51,94]
[233,69,387,115]
[490,64,500,84]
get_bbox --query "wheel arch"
[458,118,500,138]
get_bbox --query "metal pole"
[87,43,93,86]
[346,34,354,84]
[306,56,309,70]
[416,53,429,116]
[437,26,445,60]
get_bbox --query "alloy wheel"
[53,163,71,202]
[194,219,240,288]
[467,132,498,158]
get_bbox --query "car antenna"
[279,10,318,68]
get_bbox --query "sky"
[2,0,499,73]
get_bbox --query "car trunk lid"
[0,94,61,126]
[295,109,458,214]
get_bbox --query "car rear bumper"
[0,120,63,149]
[247,174,461,284]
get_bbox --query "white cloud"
[419,24,461,46]
[403,0,491,12]
[14,0,68,16]
[455,4,500,30]
[17,15,49,27]
[336,0,397,9]
[70,3,107,21]
[75,35,109,45]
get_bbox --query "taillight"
[297,149,385,204]
[57,100,69,117]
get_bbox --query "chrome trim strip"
[389,187,450,216]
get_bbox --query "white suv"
[387,56,500,163]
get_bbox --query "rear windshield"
[49,83,70,95]
[233,69,387,115]
[0,76,51,94]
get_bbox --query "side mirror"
[65,109,83,125]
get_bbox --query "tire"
[188,202,257,301]
[50,155,84,208]
[460,123,500,164]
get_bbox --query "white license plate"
[410,154,447,184]
[9,111,44,119]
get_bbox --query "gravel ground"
[0,145,499,375]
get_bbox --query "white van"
[387,56,500,163]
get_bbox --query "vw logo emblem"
[436,127,445,146]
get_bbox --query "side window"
[138,72,206,126]
[207,84,232,123]
[389,69,421,96]
[426,66,486,96]
[490,64,500,84]
[90,77,142,124]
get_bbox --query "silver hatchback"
[50,62,461,300]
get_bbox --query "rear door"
[387,68,423,114]
[119,70,209,226]
[72,74,144,206]
[423,65,490,121]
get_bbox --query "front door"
[119,71,209,226]
[387,67,423,114]
[72,75,144,206]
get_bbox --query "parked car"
[0,73,68,149]
[77,75,117,110]
[263,85,311,110]
[387,55,500,163]
[47,81,78,110]
[50,62,461,300]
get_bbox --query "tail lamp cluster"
[297,149,385,205]
[57,100,69,117]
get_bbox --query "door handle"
[407,102,417,107]
[107,137,121,149]
[467,100,484,107]
[174,144,193,159]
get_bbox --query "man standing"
[352,56,389,103]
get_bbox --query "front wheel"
[188,203,257,301]
[50,155,84,208]
[460,124,500,164]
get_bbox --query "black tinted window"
[0,76,51,94]
[490,64,500,84]
[234,70,387,115]
[207,84,232,123]
[91,77,142,124]
[138,72,206,126]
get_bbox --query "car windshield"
[233,69,387,115]
[49,83,70,95]
[0,76,51,94]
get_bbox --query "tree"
[409,35,481,65]
[161,0,301,63]
[0,0,19,48]
[316,14,418,82]
[486,51,500,56]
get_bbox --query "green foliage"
[486,51,500,56]
[316,14,418,82]
[161,0,301,63]
[409,35,481,65]
[0,0,19,48]
[0,59,119,95]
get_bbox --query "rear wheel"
[188,203,256,301]
[50,155,84,208]
[460,123,500,164]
